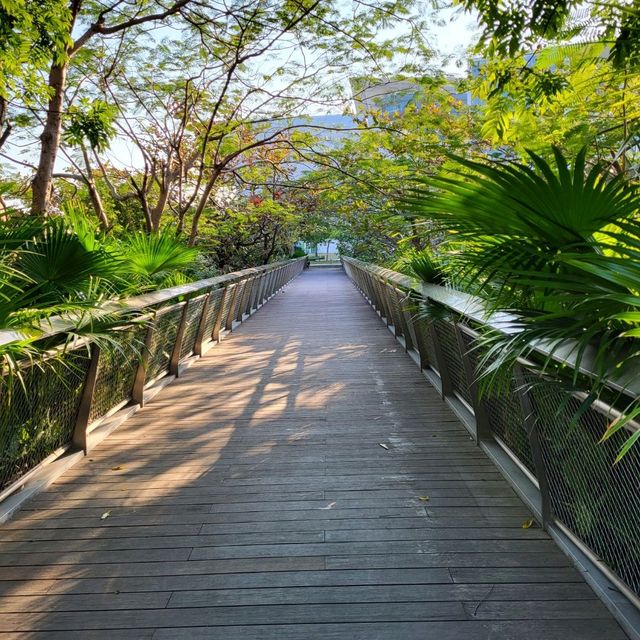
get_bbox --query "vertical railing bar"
[427,310,453,398]
[194,291,211,357]
[131,323,154,408]
[212,286,228,342]
[72,343,101,454]
[169,300,190,377]
[224,284,239,331]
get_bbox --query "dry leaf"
[378,443,389,450]
[100,511,111,520]
[418,496,430,502]
[521,519,535,529]
[111,466,123,471]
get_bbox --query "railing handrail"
[342,256,640,398]
[0,258,305,348]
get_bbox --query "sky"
[434,8,480,74]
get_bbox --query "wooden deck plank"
[0,268,627,638]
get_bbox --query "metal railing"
[342,256,640,635]
[0,258,306,499]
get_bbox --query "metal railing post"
[224,284,239,331]
[212,286,228,342]
[169,300,190,377]
[72,344,101,453]
[131,324,154,407]
[194,292,211,357]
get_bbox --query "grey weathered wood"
[0,269,627,638]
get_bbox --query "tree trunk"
[81,144,109,230]
[150,181,172,233]
[130,177,153,232]
[0,97,11,151]
[31,62,69,215]
[188,166,221,246]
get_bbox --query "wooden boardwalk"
[0,268,627,639]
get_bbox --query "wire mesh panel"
[486,383,535,474]
[433,319,472,405]
[228,281,245,327]
[411,312,438,373]
[398,291,418,352]
[220,283,237,331]
[251,274,265,309]
[359,270,371,299]
[272,268,282,292]
[265,270,276,297]
[145,303,185,384]
[460,332,536,473]
[201,288,225,342]
[0,348,91,492]
[530,384,640,597]
[180,295,208,360]
[88,326,146,424]
[386,285,405,335]
[393,287,416,347]
[238,277,254,320]
[374,278,390,320]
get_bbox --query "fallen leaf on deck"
[111,466,123,471]
[320,502,336,510]
[378,443,389,450]
[521,519,535,529]
[100,511,111,520]
[418,496,430,502]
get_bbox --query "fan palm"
[113,227,199,292]
[0,213,197,381]
[393,248,445,285]
[405,146,640,455]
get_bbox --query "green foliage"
[63,99,118,151]
[297,79,481,263]
[459,0,640,70]
[0,209,198,333]
[195,194,298,270]
[406,145,640,455]
[474,42,640,170]
[116,227,199,284]
[0,0,72,100]
[393,248,445,285]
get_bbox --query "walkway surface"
[0,268,627,639]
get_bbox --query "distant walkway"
[0,268,626,639]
